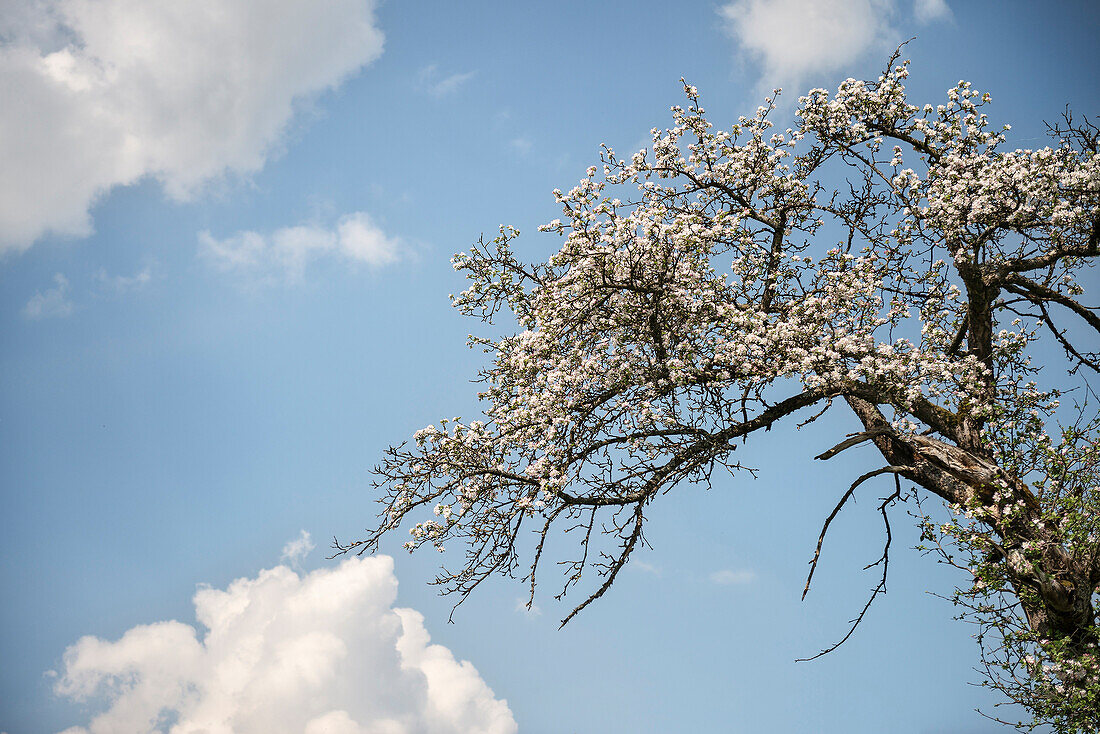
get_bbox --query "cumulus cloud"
[0,0,385,254]
[709,569,756,586]
[22,272,73,319]
[719,0,895,94]
[719,0,950,95]
[53,555,517,734]
[418,65,476,98]
[200,212,400,282]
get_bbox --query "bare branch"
[802,466,911,601]
[798,476,905,662]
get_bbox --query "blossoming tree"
[337,55,1100,730]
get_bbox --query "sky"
[1,1,1098,732]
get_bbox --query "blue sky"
[1,1,1098,732]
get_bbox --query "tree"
[335,54,1100,731]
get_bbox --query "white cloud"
[54,554,517,734]
[22,272,73,319]
[913,0,951,23]
[513,598,541,617]
[719,0,916,95]
[200,212,399,282]
[507,137,533,156]
[281,529,316,569]
[0,0,385,254]
[631,560,662,577]
[336,212,401,267]
[709,569,756,586]
[94,265,152,293]
[418,65,476,98]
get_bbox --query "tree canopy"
[336,54,1100,731]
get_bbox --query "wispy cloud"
[515,597,542,617]
[709,569,756,586]
[22,273,73,320]
[632,560,662,577]
[913,0,951,23]
[0,0,385,254]
[200,211,400,283]
[719,0,951,96]
[280,529,315,570]
[53,553,517,734]
[419,64,476,97]
[94,266,153,294]
[508,137,533,155]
